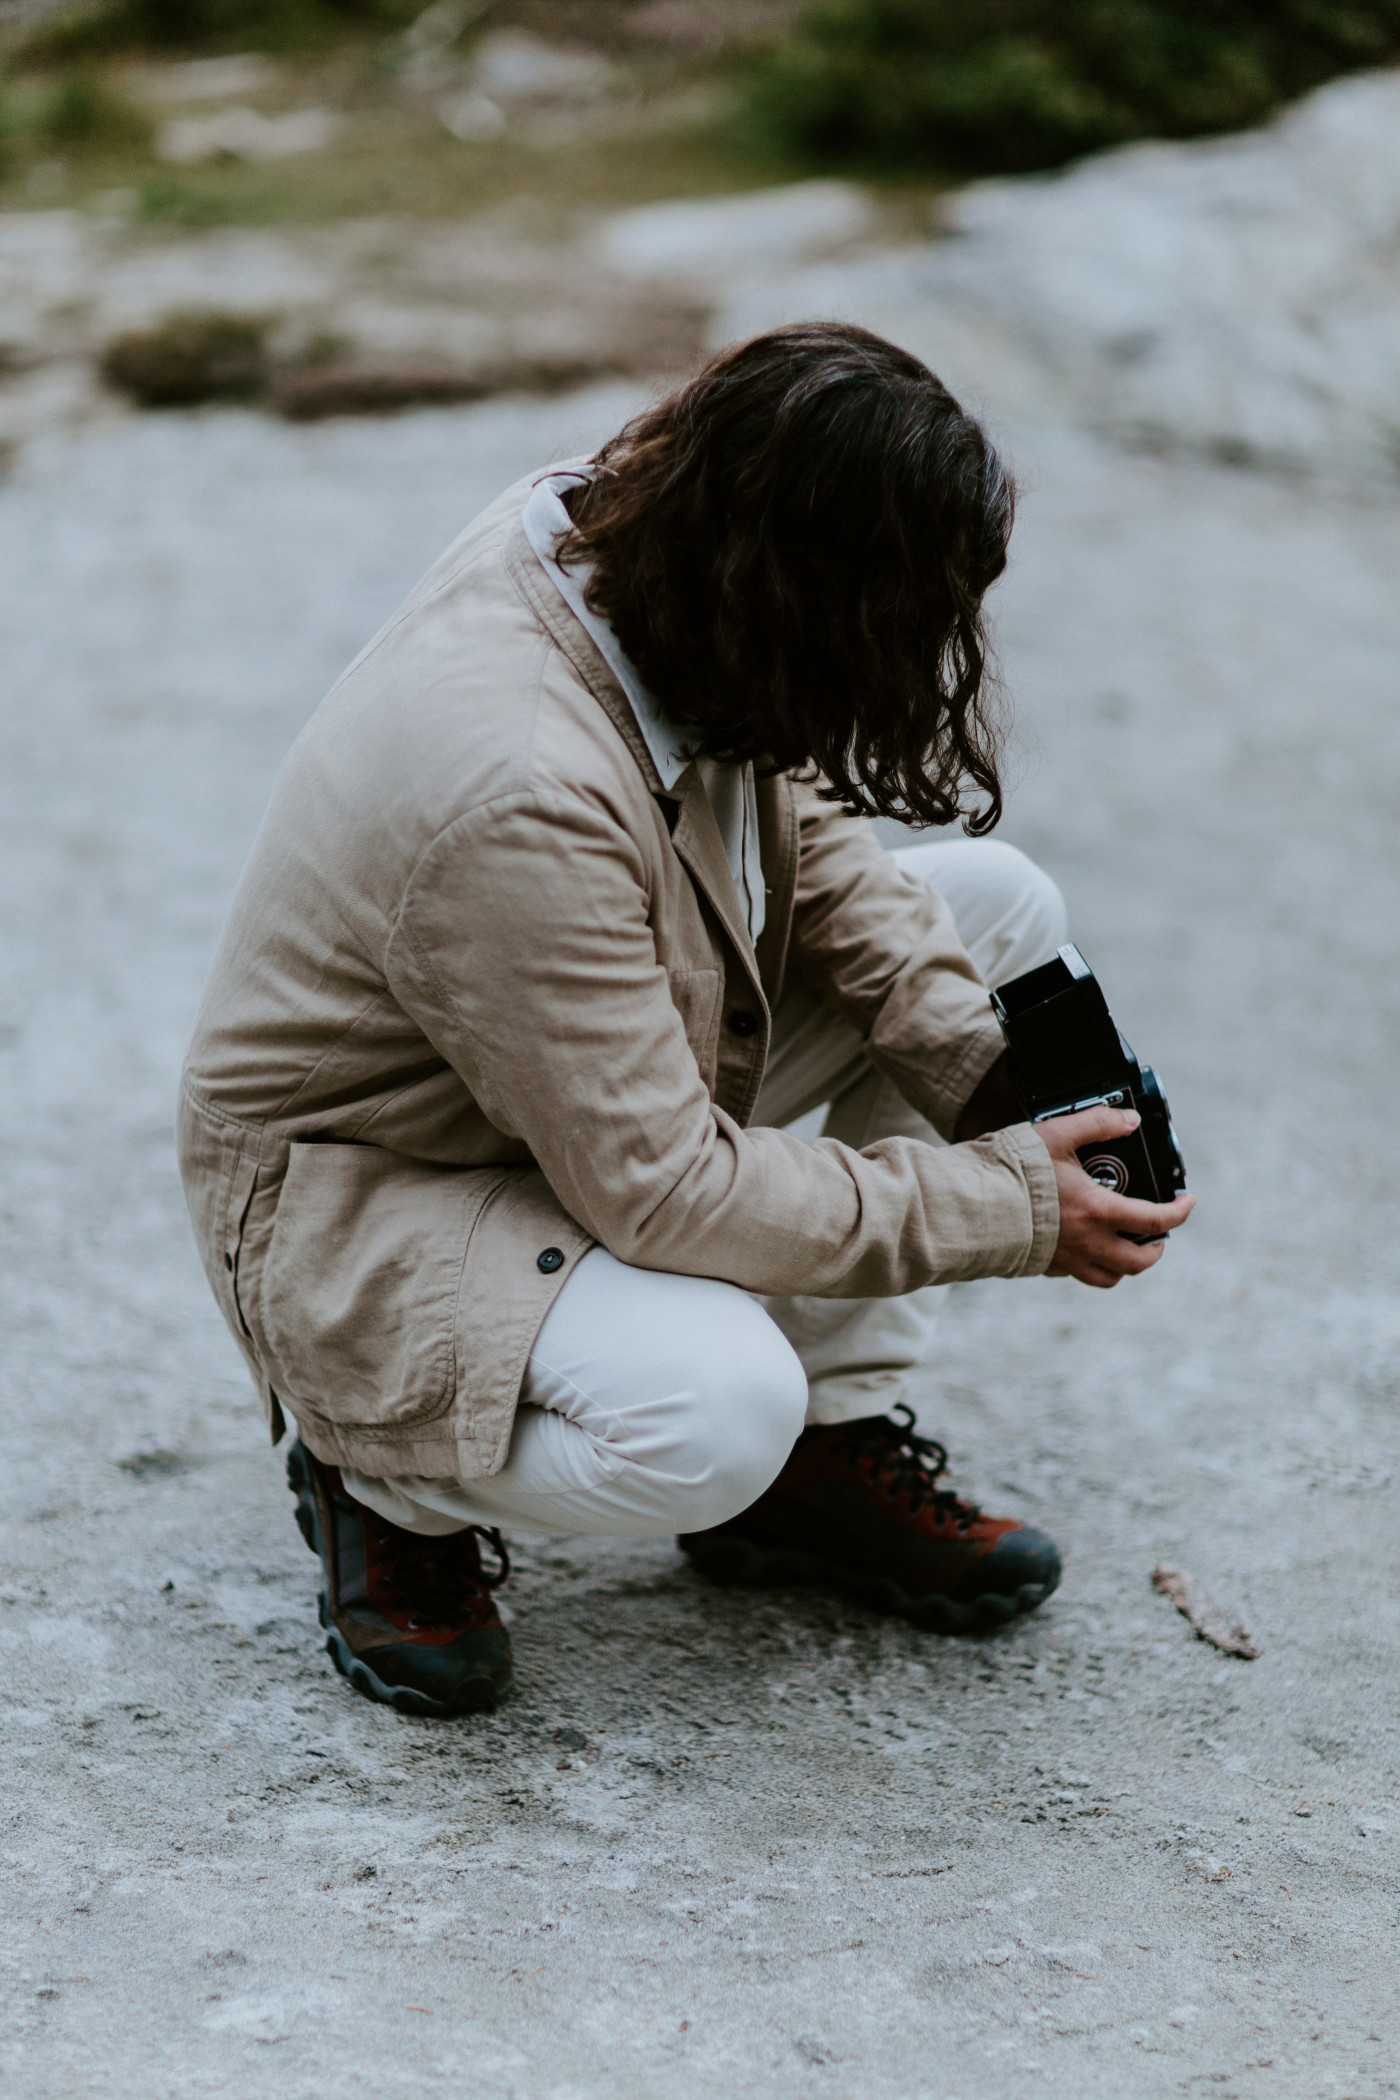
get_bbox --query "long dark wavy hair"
[557,321,1014,830]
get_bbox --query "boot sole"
[680,1533,1056,1633]
[317,1596,505,1718]
[288,1441,509,1717]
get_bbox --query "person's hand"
[1037,1104,1195,1287]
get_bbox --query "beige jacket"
[178,467,1059,1482]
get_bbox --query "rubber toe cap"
[977,1524,1062,1602]
[369,1626,514,1710]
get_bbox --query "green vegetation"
[35,65,152,147]
[0,63,152,177]
[0,33,779,226]
[0,3,779,222]
[3,1,1397,225]
[101,310,270,403]
[738,0,1400,175]
[119,120,768,229]
[22,0,420,59]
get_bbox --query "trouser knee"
[974,841,1069,971]
[674,1317,809,1532]
[894,836,1068,984]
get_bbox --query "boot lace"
[368,1522,510,1624]
[836,1404,979,1528]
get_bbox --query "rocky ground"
[3,66,1400,2100]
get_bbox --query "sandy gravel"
[2,379,1400,2097]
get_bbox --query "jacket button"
[726,1009,759,1037]
[537,1247,565,1274]
[224,1252,234,1272]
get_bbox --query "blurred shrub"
[36,66,152,148]
[23,0,421,56]
[0,79,18,175]
[120,0,418,39]
[739,0,1400,174]
[101,312,270,405]
[134,173,249,224]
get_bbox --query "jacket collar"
[520,472,693,790]
[504,505,794,1006]
[504,513,666,796]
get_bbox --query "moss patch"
[737,0,1400,176]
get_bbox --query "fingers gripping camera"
[991,945,1187,1243]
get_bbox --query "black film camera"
[990,944,1186,1238]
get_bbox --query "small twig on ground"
[1151,1563,1260,1659]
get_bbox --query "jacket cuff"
[940,1013,1013,1138]
[990,1122,1060,1276]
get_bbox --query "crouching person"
[178,324,1192,1715]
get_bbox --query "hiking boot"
[677,1404,1060,1632]
[287,1439,513,1715]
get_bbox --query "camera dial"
[1081,1152,1131,1193]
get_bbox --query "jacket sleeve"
[786,782,1011,1141]
[386,788,1057,1298]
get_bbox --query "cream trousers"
[342,839,1067,1541]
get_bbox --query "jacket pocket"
[668,965,722,1082]
[224,1149,261,1341]
[176,1086,262,1352]
[257,1140,503,1429]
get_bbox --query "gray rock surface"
[713,69,1400,488]
[598,177,876,278]
[3,373,1399,2094]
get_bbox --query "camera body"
[990,944,1186,1238]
